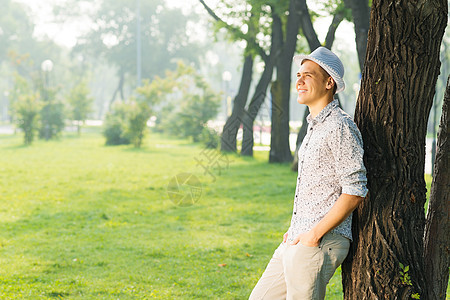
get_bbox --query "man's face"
[295,60,333,105]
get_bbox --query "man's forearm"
[310,193,363,242]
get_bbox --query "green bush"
[201,126,220,149]
[103,102,131,146]
[67,81,93,135]
[39,100,65,140]
[14,93,41,145]
[160,75,221,142]
[125,101,151,148]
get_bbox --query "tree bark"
[241,9,281,157]
[269,0,302,163]
[423,75,450,300]
[220,54,253,152]
[344,0,370,71]
[342,0,447,298]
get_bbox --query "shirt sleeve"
[328,118,368,197]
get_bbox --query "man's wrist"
[310,228,324,243]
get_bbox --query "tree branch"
[298,0,321,50]
[325,10,345,49]
[198,0,268,60]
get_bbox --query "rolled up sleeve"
[328,119,368,197]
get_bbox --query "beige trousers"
[249,232,350,300]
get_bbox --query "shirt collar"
[307,99,338,126]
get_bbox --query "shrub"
[125,101,151,148]
[39,100,65,140]
[201,126,220,149]
[39,86,65,140]
[103,102,130,146]
[14,93,41,145]
[161,75,221,142]
[67,81,93,135]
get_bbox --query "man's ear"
[326,77,335,90]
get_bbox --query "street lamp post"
[41,59,54,99]
[41,59,53,140]
[136,0,142,88]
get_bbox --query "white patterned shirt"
[287,99,368,242]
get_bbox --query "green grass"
[0,130,433,299]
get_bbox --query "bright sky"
[13,0,355,50]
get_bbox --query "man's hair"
[316,64,337,95]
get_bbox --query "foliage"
[9,73,40,145]
[201,126,220,149]
[161,72,221,143]
[38,99,65,141]
[103,61,194,148]
[70,0,202,92]
[399,262,412,286]
[103,102,131,146]
[0,0,34,64]
[13,93,41,145]
[8,72,30,123]
[136,61,194,106]
[124,100,152,148]
[67,81,93,135]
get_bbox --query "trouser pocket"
[320,234,350,284]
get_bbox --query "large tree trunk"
[423,75,450,300]
[241,9,281,157]
[269,0,302,163]
[344,0,370,71]
[220,54,253,152]
[342,0,447,298]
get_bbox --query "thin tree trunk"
[109,71,124,109]
[220,54,253,152]
[269,0,303,163]
[344,0,370,71]
[342,0,447,298]
[423,75,450,300]
[241,9,281,157]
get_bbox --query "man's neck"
[308,97,334,119]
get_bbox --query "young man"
[249,47,368,300]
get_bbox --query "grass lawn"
[0,130,433,299]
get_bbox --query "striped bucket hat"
[293,47,345,93]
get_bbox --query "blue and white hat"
[293,47,345,93]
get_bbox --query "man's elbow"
[354,196,364,206]
[343,194,364,208]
